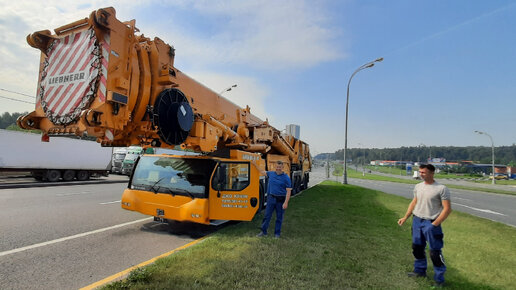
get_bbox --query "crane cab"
[121,151,265,225]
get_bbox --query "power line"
[0,95,35,104]
[0,88,36,99]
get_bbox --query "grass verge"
[103,181,515,289]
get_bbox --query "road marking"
[56,191,91,196]
[0,217,153,258]
[99,200,121,205]
[454,203,507,216]
[80,236,208,290]
[452,196,471,202]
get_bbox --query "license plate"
[153,216,167,223]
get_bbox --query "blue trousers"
[412,216,447,283]
[261,195,285,236]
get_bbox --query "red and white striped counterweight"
[38,28,109,125]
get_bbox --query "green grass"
[365,165,405,175]
[365,165,488,180]
[347,168,419,184]
[103,181,516,289]
[474,179,516,185]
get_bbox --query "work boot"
[407,271,426,278]
[274,234,280,239]
[432,281,445,288]
[256,232,267,237]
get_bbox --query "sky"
[1,0,515,156]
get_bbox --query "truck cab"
[121,146,152,175]
[111,148,127,174]
[121,151,264,225]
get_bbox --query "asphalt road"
[0,168,327,289]
[348,178,516,228]
[0,182,205,289]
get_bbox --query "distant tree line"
[0,112,26,129]
[0,111,95,140]
[315,146,516,166]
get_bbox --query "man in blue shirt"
[256,160,292,238]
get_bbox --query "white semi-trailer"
[0,129,112,181]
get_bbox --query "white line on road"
[454,203,507,216]
[0,217,153,258]
[452,196,471,202]
[56,191,91,196]
[99,200,121,205]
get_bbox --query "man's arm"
[282,188,292,209]
[398,197,417,226]
[251,160,267,176]
[432,200,452,226]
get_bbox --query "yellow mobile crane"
[18,7,311,225]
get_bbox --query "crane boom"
[17,7,312,225]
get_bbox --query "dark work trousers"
[261,195,285,236]
[412,216,447,283]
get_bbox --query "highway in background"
[318,163,516,227]
[348,178,516,228]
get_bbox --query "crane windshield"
[130,156,217,198]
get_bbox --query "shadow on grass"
[105,181,508,289]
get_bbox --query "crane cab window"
[213,162,250,191]
[130,156,216,198]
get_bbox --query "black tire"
[301,173,309,190]
[31,171,44,181]
[77,171,90,181]
[46,170,61,182]
[258,180,266,213]
[292,176,300,195]
[62,170,76,181]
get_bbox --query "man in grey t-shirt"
[398,164,452,287]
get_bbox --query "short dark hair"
[419,164,435,172]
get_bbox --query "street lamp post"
[219,84,237,95]
[474,130,495,185]
[343,57,383,184]
[358,142,366,176]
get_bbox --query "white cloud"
[139,0,344,70]
[0,0,111,112]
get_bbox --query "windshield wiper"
[160,187,196,199]
[149,177,166,194]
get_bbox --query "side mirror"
[215,164,227,197]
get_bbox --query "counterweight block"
[153,88,194,145]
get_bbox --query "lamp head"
[375,57,384,62]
